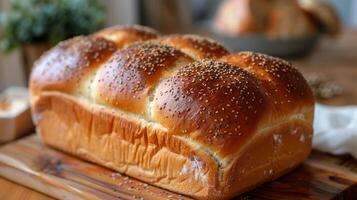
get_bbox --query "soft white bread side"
[30,25,314,199]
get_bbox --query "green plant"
[0,0,105,52]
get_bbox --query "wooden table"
[0,31,356,200]
[0,178,52,200]
[293,31,357,105]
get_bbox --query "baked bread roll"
[29,25,314,199]
[214,0,317,38]
[213,0,270,36]
[265,0,317,39]
[298,0,341,36]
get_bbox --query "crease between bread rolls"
[29,25,314,199]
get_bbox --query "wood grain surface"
[0,135,357,200]
[0,178,52,200]
[0,31,356,200]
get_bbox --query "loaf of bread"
[214,0,317,39]
[29,25,314,199]
[298,0,341,36]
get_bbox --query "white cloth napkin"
[313,103,357,158]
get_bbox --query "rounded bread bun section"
[221,52,314,116]
[151,59,270,159]
[29,36,117,97]
[154,34,229,60]
[94,42,193,115]
[95,24,159,48]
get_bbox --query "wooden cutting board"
[0,135,356,200]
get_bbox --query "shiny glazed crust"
[30,25,314,199]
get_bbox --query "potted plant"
[0,0,106,81]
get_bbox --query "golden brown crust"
[95,42,193,114]
[30,25,315,199]
[222,117,313,197]
[152,60,270,158]
[95,25,159,48]
[221,52,314,115]
[29,36,117,96]
[155,35,229,59]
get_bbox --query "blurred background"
[0,0,356,91]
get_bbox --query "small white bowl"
[0,87,34,144]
